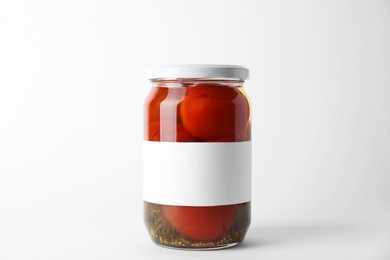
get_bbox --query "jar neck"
[150,78,244,88]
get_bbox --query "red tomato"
[147,121,197,142]
[180,85,249,140]
[207,123,251,142]
[162,205,236,241]
[144,87,168,124]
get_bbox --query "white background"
[1,0,390,259]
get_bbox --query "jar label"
[143,141,251,206]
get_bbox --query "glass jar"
[143,65,251,250]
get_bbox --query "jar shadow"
[232,224,354,249]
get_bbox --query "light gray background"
[0,0,389,259]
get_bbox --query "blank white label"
[143,141,251,206]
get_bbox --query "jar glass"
[143,65,251,250]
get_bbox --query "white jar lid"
[147,64,249,80]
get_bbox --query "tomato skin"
[180,85,250,140]
[207,124,251,142]
[147,121,197,142]
[144,87,168,124]
[144,86,195,142]
[162,205,236,241]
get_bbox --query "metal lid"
[147,64,249,80]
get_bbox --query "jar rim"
[147,64,249,81]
